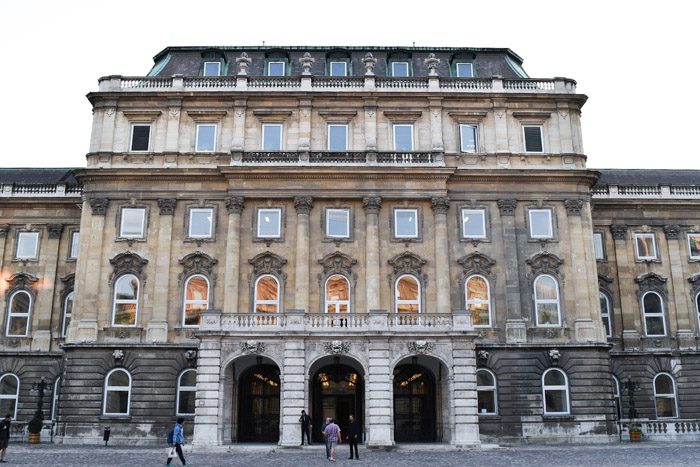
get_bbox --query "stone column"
[366,339,393,447]
[231,99,247,152]
[165,99,182,153]
[192,337,222,445]
[497,200,525,342]
[147,199,175,342]
[99,103,117,152]
[223,196,244,314]
[298,99,312,151]
[431,197,451,314]
[294,197,313,312]
[364,99,378,151]
[663,225,694,348]
[279,340,306,446]
[363,197,382,312]
[611,224,641,348]
[492,99,508,153]
[451,339,480,447]
[556,102,574,153]
[429,98,444,151]
[31,224,62,350]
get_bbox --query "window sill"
[99,415,131,421]
[543,415,574,421]
[11,258,39,263]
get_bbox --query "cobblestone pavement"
[4,442,700,466]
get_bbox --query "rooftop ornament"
[424,53,441,76]
[299,52,315,75]
[362,52,377,76]
[236,52,252,76]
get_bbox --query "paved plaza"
[3,442,700,466]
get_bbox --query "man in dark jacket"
[299,409,312,445]
[0,414,12,463]
[347,414,361,460]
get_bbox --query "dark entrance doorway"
[311,364,364,443]
[237,364,280,442]
[393,363,436,442]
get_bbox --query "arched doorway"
[237,363,280,442]
[393,362,437,442]
[311,358,364,443]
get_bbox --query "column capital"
[157,198,177,215]
[293,196,313,214]
[89,197,109,216]
[610,224,627,241]
[362,196,382,214]
[497,199,517,216]
[430,197,450,214]
[663,224,681,240]
[225,196,245,214]
[46,224,64,239]
[564,199,584,216]
[0,225,8,238]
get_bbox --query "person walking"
[166,417,187,466]
[0,414,11,463]
[321,417,332,460]
[347,415,360,460]
[323,418,341,462]
[299,409,312,445]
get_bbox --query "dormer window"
[203,61,221,77]
[455,63,474,77]
[329,61,347,77]
[267,61,286,76]
[391,61,410,77]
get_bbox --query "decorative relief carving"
[388,251,427,277]
[526,251,564,276]
[112,349,125,362]
[109,251,148,285]
[362,52,377,75]
[635,272,668,294]
[299,52,315,75]
[564,199,584,216]
[323,340,350,354]
[249,251,287,279]
[185,350,198,366]
[362,196,382,214]
[294,196,314,215]
[497,199,517,216]
[477,350,489,364]
[547,349,561,365]
[179,251,218,279]
[157,198,177,215]
[423,53,441,76]
[598,273,614,286]
[240,340,266,354]
[407,340,434,354]
[610,224,627,241]
[46,224,64,239]
[89,198,109,216]
[225,196,245,214]
[663,224,681,240]
[236,52,252,75]
[430,197,450,215]
[318,251,357,284]
[457,252,496,277]
[5,272,39,295]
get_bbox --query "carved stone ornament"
[179,251,217,277]
[46,224,64,239]
[299,52,315,75]
[318,251,357,279]
[424,53,441,76]
[689,274,700,294]
[249,251,287,279]
[109,251,148,285]
[112,349,125,362]
[635,271,668,294]
[236,52,252,75]
[598,273,614,285]
[663,224,681,240]
[430,197,450,214]
[294,196,314,215]
[564,199,584,216]
[185,350,198,365]
[388,251,427,277]
[526,251,564,276]
[5,272,39,294]
[362,196,382,214]
[497,199,517,216]
[610,224,627,241]
[362,52,377,75]
[457,252,496,277]
[547,349,561,365]
[225,196,245,214]
[240,340,266,354]
[157,198,177,215]
[407,340,435,354]
[89,198,109,216]
[0,225,8,238]
[324,340,350,354]
[477,350,490,364]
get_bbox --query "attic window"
[267,61,286,76]
[455,63,474,77]
[203,62,221,77]
[391,62,410,77]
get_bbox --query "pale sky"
[0,0,696,169]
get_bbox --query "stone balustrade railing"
[0,183,82,198]
[233,151,442,166]
[621,418,700,441]
[97,74,577,94]
[592,184,700,200]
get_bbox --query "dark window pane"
[477,390,496,414]
[131,125,150,151]
[524,126,543,152]
[178,389,196,414]
[545,389,566,413]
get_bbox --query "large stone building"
[1,46,699,446]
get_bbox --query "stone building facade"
[1,46,698,446]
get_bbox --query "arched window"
[466,275,491,327]
[325,275,350,314]
[395,274,421,314]
[51,377,61,421]
[103,369,131,416]
[183,275,209,327]
[542,368,570,415]
[534,275,561,327]
[695,292,700,332]
[612,375,622,419]
[254,275,280,313]
[642,291,666,336]
[653,373,678,419]
[600,291,612,337]
[476,369,498,415]
[176,369,197,416]
[6,290,32,337]
[0,373,20,419]
[62,292,74,337]
[112,274,139,326]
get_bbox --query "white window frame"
[522,125,544,153]
[0,373,20,419]
[394,274,422,314]
[653,373,679,419]
[182,274,210,328]
[634,232,658,260]
[102,368,132,416]
[195,123,217,153]
[203,61,221,77]
[62,291,74,338]
[129,123,151,152]
[176,369,197,416]
[642,291,666,337]
[687,233,700,260]
[391,61,410,77]
[528,209,554,239]
[534,274,561,327]
[325,274,351,314]
[327,124,349,151]
[696,292,700,332]
[455,62,474,78]
[461,208,486,239]
[466,274,491,327]
[394,208,419,239]
[16,231,39,259]
[69,231,80,259]
[6,290,32,337]
[542,368,570,415]
[267,61,286,76]
[254,274,280,313]
[188,208,214,238]
[51,376,61,421]
[593,232,605,260]
[326,208,350,239]
[119,208,146,239]
[600,291,612,338]
[329,61,348,76]
[392,124,414,151]
[459,124,478,153]
[476,368,498,415]
[256,208,282,238]
[112,274,139,327]
[612,375,622,419]
[261,123,283,151]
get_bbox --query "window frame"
[68,231,80,260]
[522,124,544,153]
[202,61,221,77]
[634,232,658,261]
[612,375,623,419]
[696,291,700,333]
[653,373,679,419]
[392,124,414,151]
[16,231,39,260]
[466,274,491,327]
[256,208,282,239]
[455,62,474,78]
[176,369,197,416]
[62,291,74,338]
[253,274,280,314]
[533,274,561,327]
[593,232,605,260]
[528,208,554,239]
[327,124,349,151]
[261,123,284,151]
[542,368,570,416]
[390,61,410,77]
[6,290,32,337]
[687,233,700,260]
[460,208,487,239]
[394,274,422,314]
[112,274,140,328]
[129,123,151,152]
[188,207,214,239]
[102,368,132,416]
[267,61,286,76]
[641,291,666,337]
[0,373,20,419]
[119,207,146,239]
[195,123,217,153]
[51,376,61,421]
[182,274,210,328]
[459,124,479,153]
[393,208,419,239]
[600,291,612,338]
[325,208,350,239]
[324,274,351,314]
[476,368,498,416]
[329,61,348,77]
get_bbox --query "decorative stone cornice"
[526,251,564,276]
[663,224,681,240]
[109,251,148,285]
[598,273,614,285]
[388,251,427,277]
[46,224,63,239]
[157,198,177,216]
[5,272,39,293]
[0,225,9,238]
[497,199,517,216]
[89,197,109,216]
[635,271,667,294]
[610,224,627,241]
[225,196,245,214]
[362,196,382,214]
[179,251,218,279]
[318,251,357,278]
[294,196,314,215]
[564,199,584,216]
[457,252,496,277]
[430,197,450,215]
[249,251,287,279]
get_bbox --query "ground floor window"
[542,368,569,415]
[654,373,678,419]
[476,369,498,415]
[0,373,19,419]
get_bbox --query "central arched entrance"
[393,363,437,442]
[237,363,280,442]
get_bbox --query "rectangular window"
[267,61,286,76]
[329,61,347,76]
[257,208,282,238]
[328,124,348,151]
[394,209,418,238]
[203,61,221,77]
[635,233,657,260]
[120,208,146,238]
[69,231,80,259]
[16,232,39,259]
[459,124,478,152]
[393,124,414,151]
[129,124,151,152]
[455,63,474,77]
[529,209,553,239]
[593,232,605,260]
[461,209,486,238]
[391,61,410,77]
[262,124,283,151]
[326,208,350,238]
[688,234,700,260]
[195,124,217,152]
[523,125,544,153]
[189,208,213,238]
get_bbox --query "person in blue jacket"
[166,417,187,466]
